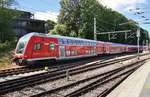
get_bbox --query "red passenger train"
[13,32,145,65]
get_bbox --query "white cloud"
[34,11,59,22]
[98,0,147,11]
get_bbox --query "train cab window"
[49,43,55,50]
[16,33,32,54]
[34,43,41,50]
[16,41,26,54]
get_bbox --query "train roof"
[27,32,97,43]
[21,32,139,47]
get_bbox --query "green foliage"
[0,0,17,7]
[46,20,57,31]
[0,0,18,43]
[58,0,149,45]
[49,24,68,36]
[0,41,16,52]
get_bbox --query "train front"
[13,33,33,65]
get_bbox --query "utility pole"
[137,24,140,59]
[94,17,97,40]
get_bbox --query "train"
[13,32,148,65]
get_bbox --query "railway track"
[0,53,146,77]
[0,54,119,77]
[30,60,145,97]
[0,54,148,95]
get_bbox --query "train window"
[79,41,81,45]
[63,39,67,44]
[81,41,83,45]
[82,41,84,45]
[71,40,74,45]
[80,41,82,45]
[72,40,74,45]
[90,42,92,46]
[84,41,86,45]
[86,41,88,45]
[73,40,75,45]
[67,39,69,45]
[68,40,71,45]
[49,43,54,50]
[16,41,26,54]
[34,43,41,50]
[80,40,82,45]
[67,39,70,45]
[73,40,76,45]
[74,40,77,45]
[69,40,72,45]
[75,40,77,45]
[58,38,63,44]
[89,42,90,46]
[77,40,80,45]
[67,50,71,56]
[92,42,94,46]
[84,41,87,45]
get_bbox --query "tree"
[0,0,17,8]
[49,24,68,36]
[58,0,149,45]
[46,20,57,31]
[0,0,18,43]
[58,0,81,37]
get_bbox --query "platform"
[107,59,150,97]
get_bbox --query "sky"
[14,0,150,34]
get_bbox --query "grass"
[0,41,17,70]
[0,50,14,69]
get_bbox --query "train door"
[106,43,110,54]
[58,38,65,58]
[59,46,65,57]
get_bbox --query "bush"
[0,41,16,53]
